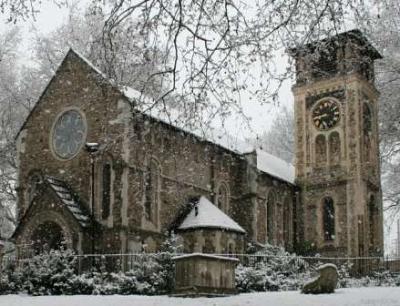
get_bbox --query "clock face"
[52,110,86,159]
[312,100,340,130]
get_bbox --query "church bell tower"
[291,30,384,257]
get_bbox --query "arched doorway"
[31,221,65,254]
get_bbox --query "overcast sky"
[0,0,294,143]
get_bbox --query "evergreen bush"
[2,238,400,295]
[0,233,181,296]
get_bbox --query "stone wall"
[177,229,245,254]
[15,50,298,257]
[292,41,384,257]
[16,51,126,220]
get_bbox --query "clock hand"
[314,114,328,120]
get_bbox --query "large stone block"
[173,253,238,296]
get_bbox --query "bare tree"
[2,0,392,232]
[0,0,69,23]
[98,0,355,126]
[0,6,175,237]
[0,27,28,238]
[255,106,294,164]
[354,0,400,218]
[32,4,171,100]
[3,0,366,127]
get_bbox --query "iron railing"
[2,251,400,276]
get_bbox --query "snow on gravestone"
[301,263,338,294]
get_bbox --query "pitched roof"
[177,196,245,233]
[122,68,296,185]
[45,176,91,227]
[11,175,92,241]
[17,48,295,185]
[255,149,295,184]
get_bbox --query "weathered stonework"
[173,254,238,296]
[178,229,245,254]
[12,50,297,259]
[12,30,384,262]
[292,30,384,257]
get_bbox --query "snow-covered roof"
[122,84,296,184]
[71,48,109,80]
[121,85,253,151]
[45,176,91,227]
[177,196,245,233]
[70,49,296,185]
[255,149,295,184]
[17,48,295,186]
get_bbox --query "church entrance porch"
[31,221,66,255]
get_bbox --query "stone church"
[11,29,384,260]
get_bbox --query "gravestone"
[302,263,338,294]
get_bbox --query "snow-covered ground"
[1,287,400,306]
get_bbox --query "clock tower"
[291,30,384,257]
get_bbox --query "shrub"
[235,243,312,293]
[18,248,77,295]
[0,233,181,296]
[2,238,400,295]
[0,261,22,294]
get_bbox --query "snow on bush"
[2,239,400,296]
[21,248,78,295]
[0,260,23,294]
[0,234,181,296]
[235,243,400,293]
[236,243,312,292]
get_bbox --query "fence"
[236,253,387,277]
[2,251,400,276]
[72,253,173,272]
[0,252,174,274]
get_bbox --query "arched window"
[102,163,112,220]
[364,135,372,162]
[283,196,292,249]
[363,103,372,162]
[228,242,235,255]
[323,197,335,241]
[145,158,161,226]
[26,174,42,207]
[368,195,378,247]
[267,190,276,244]
[256,200,267,244]
[329,132,341,165]
[315,134,327,164]
[216,183,229,212]
[363,102,372,134]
